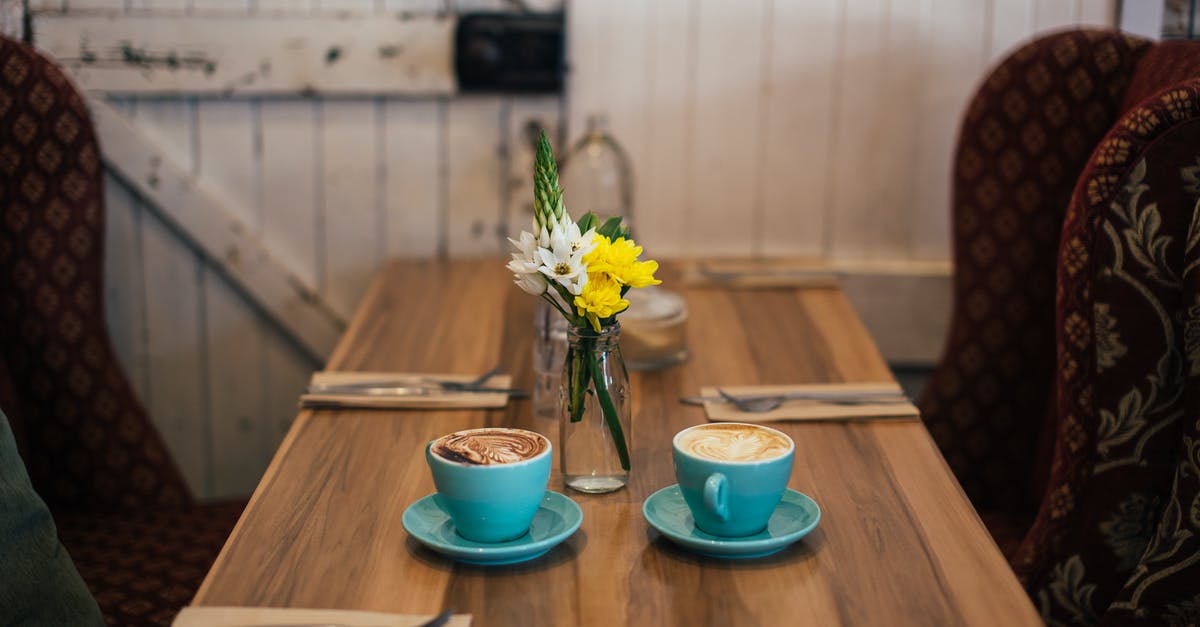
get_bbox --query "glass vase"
[532,299,568,420]
[560,323,631,493]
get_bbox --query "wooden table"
[194,259,1041,626]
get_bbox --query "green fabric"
[0,409,102,626]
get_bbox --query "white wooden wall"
[28,0,1112,499]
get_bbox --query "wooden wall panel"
[1078,0,1116,24]
[909,0,987,261]
[205,277,269,498]
[320,100,382,316]
[384,99,442,257]
[140,209,211,495]
[260,100,320,286]
[102,174,150,401]
[991,0,1036,60]
[637,0,691,257]
[446,97,505,256]
[759,0,837,257]
[125,98,213,495]
[688,0,766,256]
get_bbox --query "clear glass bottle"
[532,298,568,420]
[559,323,631,493]
[560,114,634,227]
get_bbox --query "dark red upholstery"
[921,29,1200,624]
[0,35,242,626]
[920,29,1152,518]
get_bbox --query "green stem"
[589,352,631,471]
[567,339,590,422]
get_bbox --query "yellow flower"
[573,274,629,331]
[583,235,662,288]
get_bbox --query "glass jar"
[532,298,569,419]
[560,323,631,493]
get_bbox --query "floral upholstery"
[921,29,1200,624]
[0,35,242,626]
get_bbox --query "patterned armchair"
[919,29,1200,624]
[0,36,243,626]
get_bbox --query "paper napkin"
[173,606,471,626]
[300,371,514,410]
[701,382,920,423]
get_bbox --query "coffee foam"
[676,424,792,462]
[432,428,548,465]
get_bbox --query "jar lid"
[623,286,687,324]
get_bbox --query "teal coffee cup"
[672,422,795,537]
[425,427,552,543]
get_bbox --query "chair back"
[0,35,192,511]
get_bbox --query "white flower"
[507,231,541,274]
[513,272,548,295]
[537,242,588,295]
[554,216,598,257]
[507,230,547,295]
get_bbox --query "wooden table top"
[194,259,1040,626]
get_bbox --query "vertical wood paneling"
[638,0,691,257]
[64,0,124,10]
[195,98,272,497]
[205,275,269,497]
[264,334,310,443]
[197,101,260,227]
[140,210,211,495]
[253,0,313,12]
[565,0,648,228]
[28,0,66,12]
[126,98,213,495]
[446,97,504,256]
[384,99,442,257]
[320,99,382,315]
[1035,0,1078,30]
[103,174,150,401]
[382,0,445,13]
[910,0,987,260]
[991,0,1035,60]
[688,0,766,256]
[261,100,320,285]
[127,0,190,12]
[760,0,838,257]
[828,0,904,260]
[1077,0,1114,25]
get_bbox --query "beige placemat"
[702,383,920,423]
[300,371,513,410]
[173,606,471,626]
[679,259,843,289]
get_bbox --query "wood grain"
[195,259,1039,626]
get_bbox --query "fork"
[422,364,502,390]
[715,388,910,413]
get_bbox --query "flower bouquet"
[507,131,660,491]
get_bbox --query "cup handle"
[703,473,729,522]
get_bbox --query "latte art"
[677,424,791,462]
[432,428,548,465]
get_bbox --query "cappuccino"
[676,423,792,462]
[431,427,549,465]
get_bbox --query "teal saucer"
[402,491,582,565]
[642,485,820,558]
